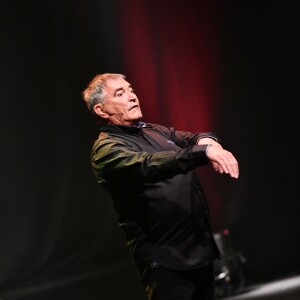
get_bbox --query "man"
[82,73,239,300]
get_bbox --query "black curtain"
[216,0,300,283]
[0,0,142,297]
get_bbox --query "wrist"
[205,144,213,156]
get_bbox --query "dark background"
[1,0,299,299]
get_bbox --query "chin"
[132,112,143,121]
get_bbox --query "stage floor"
[1,270,300,300]
[221,275,300,300]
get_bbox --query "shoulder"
[92,131,127,151]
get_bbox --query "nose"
[128,90,137,101]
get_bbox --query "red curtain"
[118,0,221,131]
[118,0,224,226]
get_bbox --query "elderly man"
[83,73,239,300]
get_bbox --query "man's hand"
[198,138,239,179]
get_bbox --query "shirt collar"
[100,121,147,134]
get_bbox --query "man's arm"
[147,123,220,147]
[148,123,239,179]
[91,138,210,185]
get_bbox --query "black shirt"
[91,122,220,281]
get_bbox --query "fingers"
[207,147,239,179]
[218,152,239,178]
[211,162,224,174]
[225,162,239,179]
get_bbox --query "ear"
[93,103,109,119]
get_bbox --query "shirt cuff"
[189,144,210,167]
[196,135,220,145]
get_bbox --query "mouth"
[129,105,139,111]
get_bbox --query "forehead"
[104,77,130,91]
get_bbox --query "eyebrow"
[113,87,124,96]
[113,85,132,97]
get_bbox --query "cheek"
[109,102,127,114]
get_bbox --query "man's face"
[94,77,143,125]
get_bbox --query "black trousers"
[145,264,215,300]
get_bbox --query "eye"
[116,92,124,97]
[129,88,135,93]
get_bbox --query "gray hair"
[82,73,125,113]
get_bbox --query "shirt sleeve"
[147,123,221,148]
[91,137,210,185]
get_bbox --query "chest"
[114,130,181,153]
